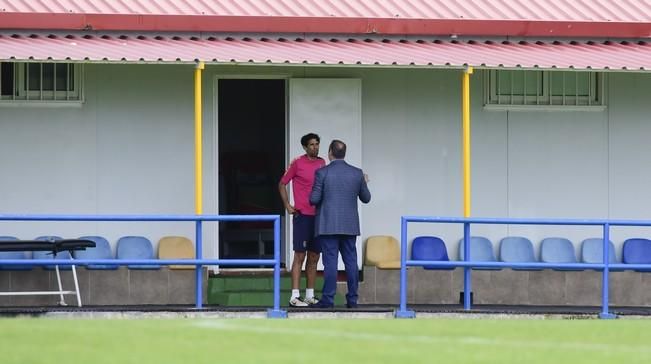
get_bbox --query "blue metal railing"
[396,216,651,319]
[0,214,287,318]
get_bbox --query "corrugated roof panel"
[1,33,650,71]
[1,0,650,22]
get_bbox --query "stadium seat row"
[365,235,651,271]
[0,235,195,270]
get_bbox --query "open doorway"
[218,79,285,263]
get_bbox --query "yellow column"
[462,67,473,218]
[194,61,205,214]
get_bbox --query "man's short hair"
[329,139,346,159]
[301,133,320,147]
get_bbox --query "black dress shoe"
[346,303,358,309]
[309,301,334,309]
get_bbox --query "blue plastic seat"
[0,236,32,270]
[411,236,453,270]
[622,238,651,272]
[33,236,73,270]
[458,236,501,270]
[540,237,582,271]
[581,238,618,270]
[73,236,118,270]
[117,236,160,269]
[499,236,541,271]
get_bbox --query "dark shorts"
[293,214,321,253]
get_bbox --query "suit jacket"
[309,159,371,236]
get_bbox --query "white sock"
[291,289,300,298]
[305,288,315,299]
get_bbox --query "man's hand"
[363,173,370,183]
[285,204,297,214]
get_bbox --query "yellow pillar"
[194,61,205,214]
[462,67,473,218]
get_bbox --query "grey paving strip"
[0,304,649,319]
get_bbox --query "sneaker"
[303,296,319,305]
[289,297,308,307]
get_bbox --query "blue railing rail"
[0,214,287,318]
[397,216,651,319]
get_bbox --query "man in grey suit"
[309,139,371,308]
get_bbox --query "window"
[484,70,605,109]
[0,62,83,103]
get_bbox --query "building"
[1,1,651,306]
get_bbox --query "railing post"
[463,222,472,310]
[195,219,203,309]
[600,223,616,319]
[267,216,287,318]
[396,216,415,318]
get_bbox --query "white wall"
[607,72,651,256]
[2,63,651,263]
[298,68,651,261]
[0,64,209,256]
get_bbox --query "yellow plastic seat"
[365,235,401,269]
[158,236,195,270]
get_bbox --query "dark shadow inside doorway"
[218,79,285,265]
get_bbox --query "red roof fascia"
[1,13,650,38]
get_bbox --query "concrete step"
[210,290,346,306]
[208,275,325,293]
[208,274,348,306]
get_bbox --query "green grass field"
[1,318,650,364]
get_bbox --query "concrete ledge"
[0,267,207,306]
[358,266,651,307]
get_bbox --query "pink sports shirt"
[280,154,325,216]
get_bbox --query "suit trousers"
[319,234,358,306]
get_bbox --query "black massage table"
[0,238,96,307]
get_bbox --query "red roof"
[0,0,650,37]
[1,0,649,21]
[2,33,650,71]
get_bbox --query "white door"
[288,78,362,270]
